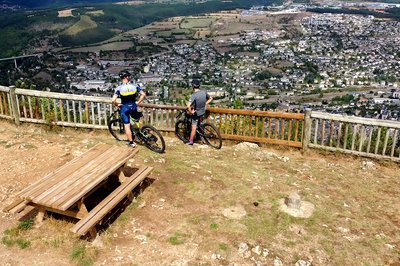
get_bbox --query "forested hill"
[2,0,278,9]
[3,0,122,9]
[0,0,281,57]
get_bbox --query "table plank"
[52,149,137,210]
[32,146,122,205]
[33,147,137,211]
[18,144,110,199]
[71,166,153,235]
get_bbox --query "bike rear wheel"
[175,120,190,143]
[201,123,222,149]
[108,118,129,142]
[140,125,166,153]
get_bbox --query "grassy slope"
[0,120,399,265]
[62,15,98,36]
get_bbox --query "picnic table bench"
[3,143,152,237]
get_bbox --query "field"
[29,22,71,32]
[57,9,75,17]
[0,120,399,265]
[116,10,306,52]
[180,17,217,29]
[86,10,105,16]
[115,1,145,5]
[62,15,98,36]
[64,41,134,53]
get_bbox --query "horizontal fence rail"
[308,111,400,162]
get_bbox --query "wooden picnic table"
[4,143,153,237]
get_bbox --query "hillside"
[0,0,282,57]
[2,0,122,9]
[0,120,399,265]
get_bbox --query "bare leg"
[124,123,133,142]
[190,124,197,143]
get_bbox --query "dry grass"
[0,120,399,265]
[62,15,97,36]
[65,41,134,53]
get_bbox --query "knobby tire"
[141,125,166,153]
[175,120,190,143]
[108,118,128,142]
[201,122,222,149]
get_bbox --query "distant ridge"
[1,0,122,9]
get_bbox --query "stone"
[361,160,375,170]
[211,253,222,260]
[238,242,249,254]
[279,156,290,162]
[234,142,260,151]
[278,192,315,218]
[197,145,210,149]
[385,243,395,250]
[273,257,283,266]
[284,192,302,209]
[295,260,312,266]
[337,227,350,233]
[238,242,251,258]
[251,245,262,255]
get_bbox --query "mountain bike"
[108,109,166,153]
[175,109,222,149]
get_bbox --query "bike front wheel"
[108,118,129,142]
[140,125,166,153]
[175,120,190,143]
[201,123,222,149]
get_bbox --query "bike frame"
[176,109,207,141]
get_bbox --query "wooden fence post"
[302,110,312,152]
[9,86,20,125]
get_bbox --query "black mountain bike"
[108,110,166,153]
[175,109,222,149]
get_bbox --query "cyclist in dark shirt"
[186,79,213,145]
[111,71,146,148]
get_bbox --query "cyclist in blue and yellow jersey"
[112,71,146,148]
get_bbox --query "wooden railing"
[0,87,304,148]
[0,86,13,120]
[304,111,400,162]
[3,86,114,129]
[2,86,400,162]
[140,104,304,148]
[208,107,304,148]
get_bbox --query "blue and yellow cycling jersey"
[114,82,142,105]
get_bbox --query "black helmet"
[191,79,201,88]
[119,71,131,80]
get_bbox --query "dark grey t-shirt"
[190,90,210,116]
